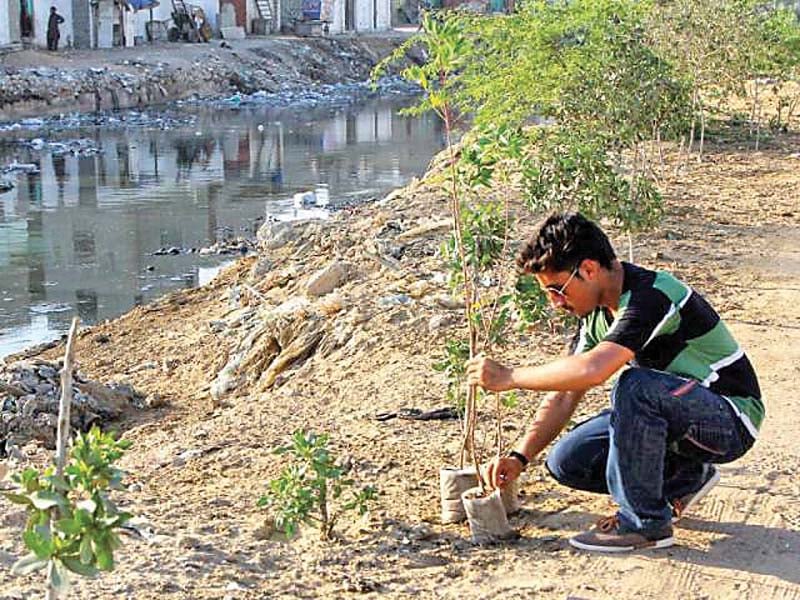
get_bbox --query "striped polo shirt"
[575,262,763,438]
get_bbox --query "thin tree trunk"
[754,86,763,152]
[674,135,685,177]
[656,125,665,175]
[698,95,706,162]
[750,79,759,136]
[687,89,697,163]
[47,316,79,600]
[55,317,79,477]
[45,561,59,600]
[627,232,634,263]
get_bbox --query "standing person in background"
[47,7,65,51]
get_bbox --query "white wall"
[328,0,345,33]
[354,0,390,31]
[33,0,73,48]
[376,0,390,29]
[0,0,11,45]
[355,0,371,31]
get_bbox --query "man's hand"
[466,355,514,392]
[484,455,525,489]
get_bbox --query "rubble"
[0,358,145,451]
[0,37,421,123]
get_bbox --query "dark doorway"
[20,0,33,37]
[345,0,354,30]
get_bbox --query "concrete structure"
[29,0,74,49]
[0,0,75,49]
[0,0,22,46]
[281,0,389,33]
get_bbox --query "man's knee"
[613,368,663,411]
[545,432,608,493]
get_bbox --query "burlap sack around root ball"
[500,479,522,516]
[439,467,480,524]
[461,487,518,545]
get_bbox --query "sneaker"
[569,515,674,553]
[671,465,720,523]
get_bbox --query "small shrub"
[258,430,376,540]
[4,427,132,597]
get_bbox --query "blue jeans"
[545,368,755,533]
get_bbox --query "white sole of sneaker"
[672,467,721,523]
[568,536,675,553]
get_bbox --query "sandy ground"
[0,129,798,599]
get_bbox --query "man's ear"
[579,259,601,281]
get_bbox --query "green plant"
[257,430,376,540]
[433,338,470,409]
[513,274,550,331]
[4,427,132,597]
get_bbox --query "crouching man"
[467,212,762,552]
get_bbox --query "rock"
[388,310,410,324]
[428,314,457,332]
[379,294,412,306]
[162,358,180,373]
[249,258,273,280]
[408,523,435,541]
[256,221,299,250]
[435,295,465,310]
[130,361,159,373]
[145,393,168,409]
[175,534,202,549]
[306,261,349,297]
[396,219,451,242]
[408,280,431,299]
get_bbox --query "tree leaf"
[3,492,33,506]
[30,490,66,510]
[49,559,71,597]
[76,498,97,514]
[55,518,82,536]
[11,553,48,575]
[79,535,94,565]
[62,556,99,578]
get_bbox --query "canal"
[0,96,444,357]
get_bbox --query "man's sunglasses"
[544,267,579,299]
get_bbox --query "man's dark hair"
[517,212,616,273]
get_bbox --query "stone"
[435,295,465,310]
[379,294,412,306]
[408,280,431,299]
[408,523,435,541]
[221,27,246,40]
[256,221,298,250]
[428,314,457,332]
[306,261,349,297]
[249,258,273,280]
[145,393,168,408]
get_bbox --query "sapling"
[258,430,376,540]
[4,318,133,599]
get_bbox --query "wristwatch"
[508,450,529,468]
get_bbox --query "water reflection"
[0,98,444,357]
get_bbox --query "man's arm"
[515,388,586,460]
[467,341,634,392]
[484,389,585,488]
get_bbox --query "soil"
[0,126,799,599]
